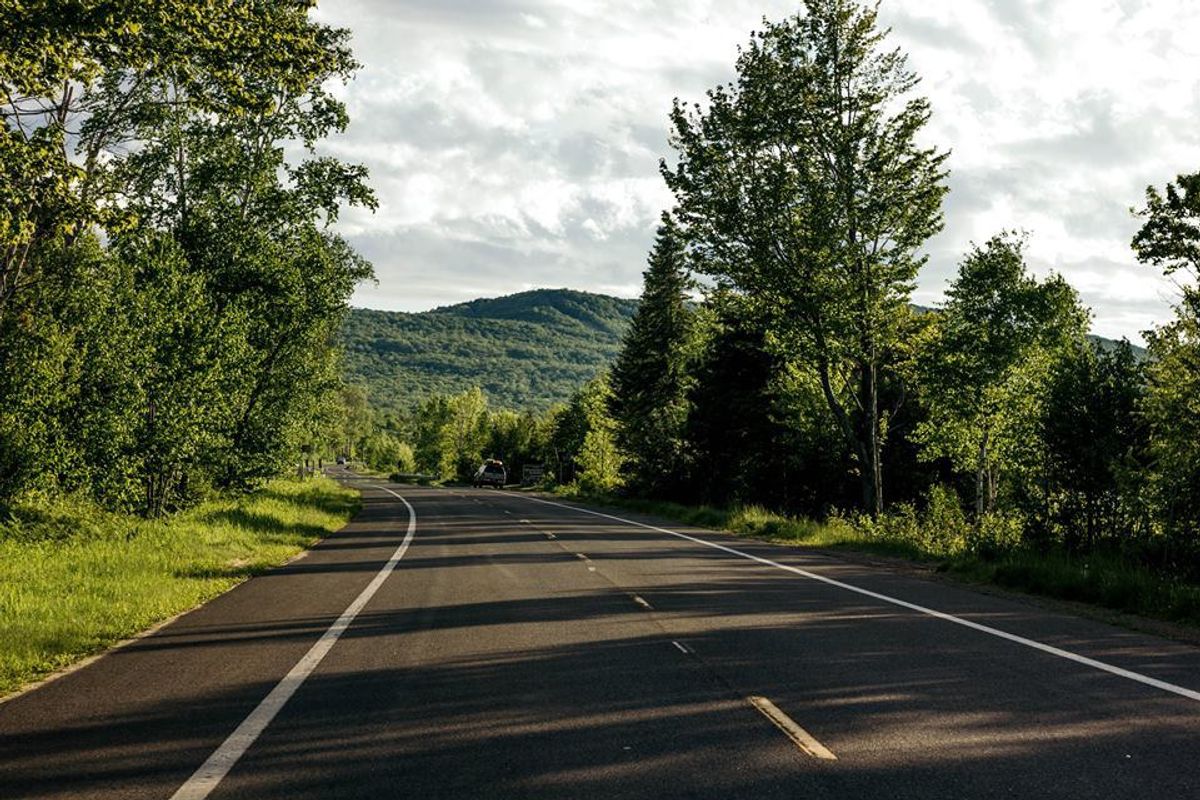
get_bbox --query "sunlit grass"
[0,477,359,697]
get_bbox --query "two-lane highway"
[3,475,1200,798]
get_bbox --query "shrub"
[968,511,1025,559]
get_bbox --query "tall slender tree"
[915,233,1088,518]
[610,213,693,494]
[663,0,949,514]
[1133,172,1200,548]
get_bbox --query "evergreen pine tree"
[610,213,693,494]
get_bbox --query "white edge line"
[1,525,322,707]
[170,486,417,800]
[672,640,692,655]
[512,493,1200,704]
[749,695,838,761]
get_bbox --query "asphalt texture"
[3,470,1200,799]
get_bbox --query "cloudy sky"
[313,0,1200,342]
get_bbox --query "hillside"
[339,289,638,413]
[340,288,1144,415]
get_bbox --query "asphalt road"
[3,472,1200,799]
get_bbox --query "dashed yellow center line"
[630,594,653,610]
[747,696,837,761]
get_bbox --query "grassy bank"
[0,477,359,697]
[556,488,1200,629]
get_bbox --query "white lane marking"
[170,486,417,800]
[631,594,653,610]
[672,641,692,655]
[545,532,557,540]
[512,494,1200,704]
[749,696,838,761]
[504,510,513,515]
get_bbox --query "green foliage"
[915,233,1089,517]
[549,375,624,491]
[0,3,373,513]
[663,0,950,513]
[684,294,850,513]
[336,385,374,460]
[340,289,638,415]
[361,432,415,474]
[1133,172,1200,281]
[610,214,694,494]
[1134,170,1200,559]
[1040,340,1150,550]
[440,388,490,480]
[1142,313,1200,552]
[407,388,489,481]
[577,417,625,495]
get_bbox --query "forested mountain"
[340,289,639,413]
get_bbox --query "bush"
[968,511,1025,559]
[834,485,973,558]
[923,484,971,555]
[360,432,415,474]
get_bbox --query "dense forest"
[340,288,1137,418]
[340,289,637,414]
[346,2,1200,615]
[0,3,372,515]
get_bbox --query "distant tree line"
[341,382,622,494]
[0,2,373,515]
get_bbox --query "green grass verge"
[0,477,360,697]
[557,488,1200,629]
[948,551,1200,625]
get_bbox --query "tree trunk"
[975,429,990,519]
[867,361,884,516]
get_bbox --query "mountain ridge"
[340,289,638,414]
[341,288,1144,415]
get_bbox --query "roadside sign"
[522,464,545,486]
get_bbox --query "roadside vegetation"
[349,1,1200,627]
[555,490,1200,628]
[1,3,373,517]
[0,5,373,692]
[0,477,359,697]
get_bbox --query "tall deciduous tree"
[1133,172,1200,548]
[915,233,1088,518]
[663,0,949,514]
[610,213,693,494]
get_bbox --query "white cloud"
[314,0,1200,342]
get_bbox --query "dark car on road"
[473,460,507,488]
